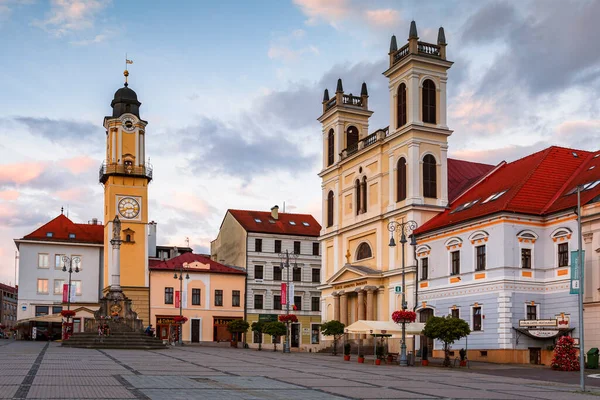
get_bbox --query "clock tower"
[100,70,152,324]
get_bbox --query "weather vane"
[124,53,133,86]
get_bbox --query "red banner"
[281,283,287,304]
[62,284,68,303]
[175,291,180,308]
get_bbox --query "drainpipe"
[243,231,248,347]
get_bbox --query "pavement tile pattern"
[1,340,600,399]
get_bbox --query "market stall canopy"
[344,320,425,337]
[16,314,62,325]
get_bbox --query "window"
[35,306,49,317]
[274,295,282,310]
[273,266,282,281]
[254,265,264,280]
[311,297,320,312]
[422,79,436,124]
[476,245,486,271]
[274,240,282,254]
[312,242,320,256]
[294,241,301,255]
[327,129,334,166]
[254,294,263,310]
[302,222,310,226]
[293,267,302,282]
[55,254,65,269]
[397,157,407,202]
[232,290,240,307]
[312,268,320,283]
[362,176,367,213]
[294,296,302,311]
[473,307,482,331]
[451,251,460,275]
[192,288,201,305]
[255,238,262,252]
[421,258,429,280]
[482,190,508,204]
[397,83,407,128]
[311,324,321,344]
[289,221,296,225]
[253,330,262,344]
[69,233,76,239]
[558,243,569,267]
[164,287,174,304]
[356,242,372,260]
[37,279,48,294]
[54,279,64,294]
[327,191,334,227]
[52,306,63,314]
[522,249,532,269]
[72,255,82,271]
[215,290,223,306]
[355,179,361,215]
[346,126,359,150]
[423,154,437,198]
[527,305,537,320]
[254,218,262,223]
[38,254,49,269]
[46,232,53,237]
[451,308,460,319]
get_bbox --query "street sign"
[395,286,402,294]
[570,250,585,295]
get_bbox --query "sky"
[1,0,600,286]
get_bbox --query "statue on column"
[112,215,121,242]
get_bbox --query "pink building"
[149,253,245,343]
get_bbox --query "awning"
[344,320,425,337]
[16,314,63,325]
[513,327,574,340]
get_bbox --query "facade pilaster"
[407,142,421,204]
[333,293,340,321]
[440,144,448,207]
[340,292,348,326]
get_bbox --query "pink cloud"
[0,190,19,201]
[0,161,47,184]
[58,156,96,174]
[365,9,401,27]
[54,187,91,201]
[294,0,350,27]
[555,120,600,137]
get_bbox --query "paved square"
[2,341,600,399]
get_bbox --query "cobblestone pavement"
[1,340,600,399]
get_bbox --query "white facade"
[15,240,103,320]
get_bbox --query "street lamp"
[278,249,299,354]
[388,220,418,367]
[62,255,81,315]
[173,253,189,346]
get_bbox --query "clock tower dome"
[100,70,152,324]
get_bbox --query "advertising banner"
[175,291,180,308]
[62,284,68,303]
[281,283,287,304]
[70,283,77,303]
[182,291,187,308]
[289,283,295,305]
[570,250,585,295]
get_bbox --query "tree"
[321,320,345,356]
[251,321,265,351]
[227,319,249,347]
[422,315,470,366]
[262,321,287,351]
[551,336,580,371]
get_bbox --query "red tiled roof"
[149,252,245,275]
[447,158,496,202]
[228,209,321,236]
[416,146,600,235]
[21,214,104,244]
[0,283,17,294]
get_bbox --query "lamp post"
[62,255,81,314]
[173,249,189,346]
[388,220,418,367]
[278,249,299,354]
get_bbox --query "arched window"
[423,154,437,198]
[422,79,436,124]
[346,126,359,150]
[327,129,334,166]
[362,176,367,213]
[397,157,407,201]
[327,191,334,227]
[355,180,361,216]
[397,83,407,128]
[356,242,372,260]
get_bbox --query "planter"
[460,360,467,367]
[344,355,351,361]
[375,359,381,365]
[358,357,365,364]
[421,360,429,366]
[387,355,393,363]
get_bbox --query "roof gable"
[149,252,245,275]
[21,214,103,244]
[227,209,321,237]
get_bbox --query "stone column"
[366,288,374,321]
[333,293,340,321]
[340,292,348,326]
[357,290,366,321]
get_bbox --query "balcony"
[340,127,389,160]
[391,41,442,66]
[99,161,153,184]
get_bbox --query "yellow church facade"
[318,22,454,343]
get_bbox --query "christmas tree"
[551,336,580,371]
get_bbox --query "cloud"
[293,0,402,30]
[461,2,517,44]
[13,116,103,145]
[267,45,319,62]
[293,0,350,27]
[0,190,19,201]
[32,0,110,37]
[69,31,110,45]
[365,9,401,27]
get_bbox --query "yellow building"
[318,22,490,349]
[99,72,152,324]
[149,253,245,343]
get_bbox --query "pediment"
[327,264,381,285]
[331,270,362,283]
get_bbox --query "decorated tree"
[551,336,580,371]
[321,320,345,356]
[422,315,471,366]
[227,319,249,347]
[262,321,287,351]
[251,321,265,351]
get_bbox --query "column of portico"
[357,289,366,339]
[333,293,340,321]
[340,292,348,326]
[366,287,375,321]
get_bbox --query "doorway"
[191,319,200,343]
[291,323,300,348]
[529,347,541,365]
[419,309,434,357]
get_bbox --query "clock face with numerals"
[118,197,140,219]
[122,117,135,132]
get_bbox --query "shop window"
[311,324,321,344]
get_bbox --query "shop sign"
[556,314,570,328]
[302,328,310,334]
[156,316,176,325]
[258,314,278,322]
[214,318,239,325]
[528,329,559,338]
[519,319,557,327]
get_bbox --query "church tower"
[100,70,151,323]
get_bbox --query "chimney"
[271,205,279,220]
[92,218,98,225]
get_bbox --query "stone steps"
[62,332,167,350]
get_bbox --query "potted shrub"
[226,319,249,348]
[376,345,384,365]
[344,343,351,361]
[321,320,345,356]
[358,353,365,363]
[422,344,429,366]
[459,348,467,367]
[262,322,287,352]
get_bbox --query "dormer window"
[289,221,296,225]
[254,218,262,223]
[46,232,53,237]
[68,233,76,239]
[302,222,309,226]
[482,190,508,204]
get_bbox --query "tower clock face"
[118,197,140,219]
[122,117,135,132]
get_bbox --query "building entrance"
[291,323,300,347]
[191,319,200,343]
